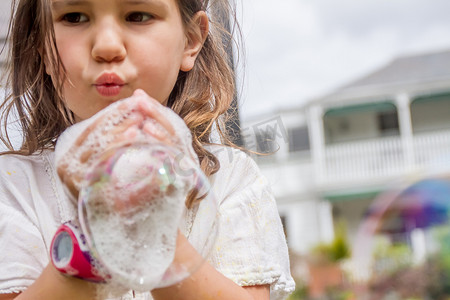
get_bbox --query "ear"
[180,11,209,72]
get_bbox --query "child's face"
[50,0,200,121]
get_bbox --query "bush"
[311,222,351,263]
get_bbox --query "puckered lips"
[94,73,125,97]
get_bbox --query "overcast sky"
[1,1,450,121]
[237,0,450,120]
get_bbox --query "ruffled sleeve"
[0,152,69,294]
[0,155,49,294]
[0,202,48,294]
[200,148,295,299]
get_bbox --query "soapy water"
[345,178,450,300]
[78,143,217,292]
[54,92,199,196]
[54,95,216,293]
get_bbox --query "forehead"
[50,0,178,9]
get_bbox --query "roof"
[314,49,450,108]
[345,49,450,89]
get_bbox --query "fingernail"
[123,127,138,140]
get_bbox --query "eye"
[62,12,89,24]
[126,12,153,23]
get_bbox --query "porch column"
[308,105,326,183]
[396,93,415,170]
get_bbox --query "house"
[242,49,450,256]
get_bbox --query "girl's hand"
[55,89,198,201]
[55,90,205,295]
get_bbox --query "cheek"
[55,34,85,75]
[60,83,77,110]
[136,57,182,103]
[140,70,179,105]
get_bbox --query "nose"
[91,20,126,63]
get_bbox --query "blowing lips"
[94,73,125,97]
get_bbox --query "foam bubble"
[55,94,198,199]
[79,144,190,291]
[55,94,217,293]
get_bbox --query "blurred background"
[237,0,450,299]
[2,0,450,299]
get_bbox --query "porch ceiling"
[323,189,381,203]
[324,101,396,117]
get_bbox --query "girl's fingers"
[109,112,143,136]
[75,90,174,151]
[74,116,104,147]
[58,89,181,198]
[75,112,143,164]
[142,119,173,145]
[132,89,175,136]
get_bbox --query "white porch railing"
[321,129,450,184]
[414,130,450,169]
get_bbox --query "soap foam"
[55,94,201,292]
[79,144,192,291]
[55,94,199,200]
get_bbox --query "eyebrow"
[52,0,169,10]
[123,0,169,10]
[125,0,162,3]
[51,0,90,9]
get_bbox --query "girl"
[0,0,295,299]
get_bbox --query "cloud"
[238,0,450,119]
[316,0,450,38]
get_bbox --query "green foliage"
[324,287,355,300]
[287,286,308,300]
[433,226,450,270]
[311,221,351,263]
[427,226,450,298]
[372,238,412,276]
[369,226,450,299]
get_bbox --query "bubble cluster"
[78,143,217,292]
[54,95,216,294]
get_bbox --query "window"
[288,126,310,152]
[377,111,399,136]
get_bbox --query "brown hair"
[172,0,238,179]
[1,0,73,154]
[1,0,241,205]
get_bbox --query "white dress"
[0,145,295,299]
